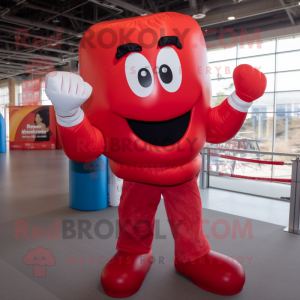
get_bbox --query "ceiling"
[0,0,299,80]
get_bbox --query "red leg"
[162,175,211,262]
[117,180,162,254]
[101,180,162,297]
[163,176,245,295]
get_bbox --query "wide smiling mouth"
[126,110,191,146]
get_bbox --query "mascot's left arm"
[206,64,267,144]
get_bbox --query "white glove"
[45,71,92,127]
[228,91,253,113]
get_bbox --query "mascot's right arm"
[45,71,104,162]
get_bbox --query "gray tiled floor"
[0,149,290,227]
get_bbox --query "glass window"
[277,35,300,52]
[276,104,287,116]
[251,92,274,112]
[252,107,267,114]
[238,54,275,73]
[207,34,300,196]
[211,78,234,97]
[0,87,9,105]
[238,39,276,58]
[209,59,236,79]
[276,71,300,91]
[207,34,300,163]
[272,164,292,179]
[235,160,272,180]
[43,100,52,105]
[211,95,227,108]
[265,73,275,92]
[272,156,292,179]
[238,113,274,152]
[207,46,236,62]
[276,91,300,110]
[275,113,300,153]
[277,51,300,72]
[279,104,293,117]
[41,88,51,105]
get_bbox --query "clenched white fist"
[45,71,92,127]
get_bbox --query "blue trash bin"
[0,113,6,153]
[69,155,108,211]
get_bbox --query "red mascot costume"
[45,12,266,297]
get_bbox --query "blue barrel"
[69,155,108,211]
[0,113,6,153]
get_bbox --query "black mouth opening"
[126,111,191,146]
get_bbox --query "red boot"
[175,251,245,295]
[101,251,153,298]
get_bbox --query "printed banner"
[9,105,57,150]
[22,78,41,105]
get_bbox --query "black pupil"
[138,68,152,88]
[159,64,173,84]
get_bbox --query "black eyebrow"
[115,43,142,60]
[158,36,182,49]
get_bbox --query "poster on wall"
[9,105,57,150]
[22,78,40,105]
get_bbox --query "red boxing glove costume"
[46,12,266,298]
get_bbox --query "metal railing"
[285,158,300,234]
[203,146,300,158]
[200,147,300,235]
[200,147,300,188]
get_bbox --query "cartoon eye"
[42,256,46,260]
[138,68,152,87]
[159,65,173,84]
[156,47,182,92]
[125,53,154,97]
[34,257,37,260]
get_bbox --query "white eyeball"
[125,53,154,97]
[156,47,182,93]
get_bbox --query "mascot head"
[80,12,211,167]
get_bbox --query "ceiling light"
[228,8,235,20]
[193,13,206,19]
[53,18,60,23]
[140,14,147,16]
